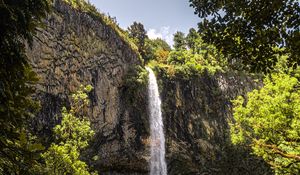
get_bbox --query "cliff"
[27,0,149,174]
[155,69,272,174]
[27,1,271,174]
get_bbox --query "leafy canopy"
[190,0,300,72]
[231,63,300,174]
[149,28,227,77]
[169,29,226,74]
[146,38,171,63]
[127,22,149,61]
[173,31,186,51]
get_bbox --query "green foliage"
[190,0,300,73]
[186,28,218,57]
[0,129,45,175]
[64,0,86,9]
[103,20,140,60]
[127,22,149,61]
[154,49,170,64]
[148,38,171,52]
[173,31,186,51]
[164,36,226,76]
[42,85,97,175]
[0,0,51,174]
[125,66,148,87]
[127,22,173,63]
[148,28,227,77]
[190,0,300,171]
[231,67,300,174]
[149,61,199,80]
[186,28,199,53]
[144,38,171,63]
[167,50,191,65]
[123,66,149,134]
[128,22,148,48]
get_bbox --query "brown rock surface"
[27,1,149,174]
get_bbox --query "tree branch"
[253,140,300,161]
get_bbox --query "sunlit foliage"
[231,62,300,174]
[42,85,97,175]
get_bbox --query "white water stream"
[146,67,167,175]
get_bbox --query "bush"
[231,68,300,174]
[42,85,98,175]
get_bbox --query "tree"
[149,38,171,52]
[154,49,170,64]
[42,85,97,175]
[173,31,186,51]
[167,50,190,65]
[128,22,149,61]
[0,0,51,174]
[167,28,227,72]
[186,28,211,55]
[189,0,300,72]
[146,38,171,63]
[231,62,300,174]
[186,28,200,53]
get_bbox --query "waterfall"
[146,67,167,175]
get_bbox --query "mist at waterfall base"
[146,67,167,175]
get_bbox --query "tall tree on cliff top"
[128,22,149,61]
[0,0,51,174]
[186,28,200,53]
[173,31,186,51]
[189,0,300,72]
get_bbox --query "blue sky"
[89,0,200,46]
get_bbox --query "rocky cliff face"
[27,1,149,174]
[156,70,272,175]
[27,1,271,174]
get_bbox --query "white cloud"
[147,26,175,47]
[147,29,163,39]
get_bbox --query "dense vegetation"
[231,65,300,174]
[189,0,300,174]
[190,0,300,73]
[0,0,97,174]
[42,85,97,175]
[127,21,227,78]
[0,0,51,174]
[163,28,226,75]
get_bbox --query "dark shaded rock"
[27,0,149,174]
[158,70,272,175]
